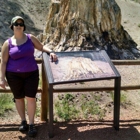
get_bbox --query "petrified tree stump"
[42,0,140,59]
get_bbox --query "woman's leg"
[15,98,26,121]
[24,70,39,124]
[26,97,36,124]
[24,70,39,137]
[26,96,37,137]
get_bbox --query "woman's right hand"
[0,79,8,89]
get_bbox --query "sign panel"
[43,51,119,84]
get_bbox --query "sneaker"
[28,124,37,137]
[19,120,28,132]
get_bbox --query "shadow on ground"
[0,119,140,140]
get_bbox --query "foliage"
[35,97,41,117]
[0,93,14,116]
[134,0,139,3]
[109,91,127,104]
[54,94,79,122]
[54,93,106,122]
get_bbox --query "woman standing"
[0,16,57,137]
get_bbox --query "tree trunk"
[42,0,140,59]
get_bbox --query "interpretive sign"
[43,50,119,84]
[42,50,121,138]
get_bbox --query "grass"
[54,93,106,122]
[54,94,79,122]
[109,91,127,104]
[0,92,41,117]
[0,93,15,116]
[134,0,140,2]
[36,97,41,117]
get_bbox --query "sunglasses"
[13,22,24,27]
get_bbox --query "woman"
[0,16,57,137]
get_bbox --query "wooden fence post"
[41,63,48,121]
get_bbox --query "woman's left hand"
[50,53,58,62]
[0,79,8,89]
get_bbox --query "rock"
[0,0,51,47]
[43,0,140,59]
[137,46,140,50]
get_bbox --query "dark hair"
[10,24,26,31]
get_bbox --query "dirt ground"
[116,0,140,47]
[1,116,140,140]
[1,0,140,140]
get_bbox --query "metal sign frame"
[42,50,121,138]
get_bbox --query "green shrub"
[109,91,127,104]
[0,93,14,116]
[54,94,79,122]
[35,97,41,117]
[54,93,106,122]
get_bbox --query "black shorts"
[6,70,39,99]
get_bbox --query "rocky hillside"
[116,0,140,48]
[0,0,50,47]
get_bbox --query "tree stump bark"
[42,0,140,59]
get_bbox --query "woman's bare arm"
[0,40,9,89]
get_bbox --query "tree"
[41,0,140,59]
